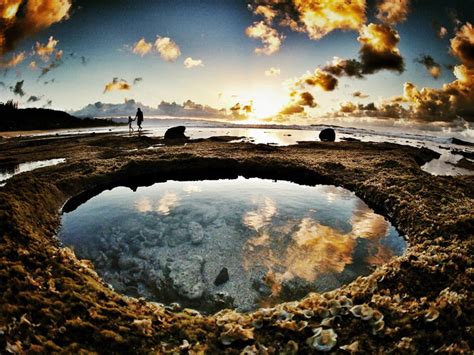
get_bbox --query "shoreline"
[0,134,472,353]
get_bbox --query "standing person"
[135,108,144,131]
[127,115,135,133]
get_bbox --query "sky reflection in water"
[60,177,406,311]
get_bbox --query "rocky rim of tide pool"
[0,132,472,353]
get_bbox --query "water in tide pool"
[0,158,66,187]
[59,177,406,313]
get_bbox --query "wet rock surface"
[0,132,472,353]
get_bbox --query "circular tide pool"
[59,177,406,313]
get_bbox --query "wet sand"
[0,132,472,353]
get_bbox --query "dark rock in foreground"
[319,128,336,142]
[164,126,187,140]
[450,137,474,146]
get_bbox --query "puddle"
[0,158,66,186]
[59,177,406,313]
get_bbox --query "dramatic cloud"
[264,67,281,77]
[357,23,405,74]
[295,68,338,91]
[230,102,253,119]
[184,57,203,69]
[353,91,369,98]
[248,0,366,40]
[415,55,442,79]
[103,78,131,93]
[279,91,316,116]
[132,38,152,57]
[279,103,304,116]
[0,0,72,55]
[375,0,410,25]
[34,36,58,61]
[0,51,25,68]
[450,22,474,67]
[11,79,24,96]
[245,21,283,55]
[154,36,181,62]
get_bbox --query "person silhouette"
[135,108,144,131]
[127,115,135,132]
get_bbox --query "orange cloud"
[34,36,59,62]
[132,38,152,57]
[296,68,338,91]
[376,0,410,25]
[357,23,404,74]
[154,36,181,62]
[450,22,474,67]
[245,21,284,55]
[0,50,25,68]
[415,55,442,79]
[0,0,72,55]
[104,78,131,93]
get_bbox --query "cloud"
[245,21,284,55]
[34,36,58,62]
[0,0,72,55]
[415,55,442,79]
[103,77,131,93]
[353,91,369,98]
[279,103,304,115]
[438,26,448,39]
[295,68,338,91]
[28,60,37,70]
[230,102,253,119]
[357,23,405,74]
[375,0,410,25]
[133,77,143,85]
[0,51,26,68]
[264,67,281,77]
[80,56,88,66]
[298,91,317,107]
[248,0,366,40]
[39,56,62,78]
[132,38,152,57]
[184,57,203,69]
[450,22,474,67]
[323,57,363,78]
[11,80,24,96]
[27,95,41,102]
[154,36,181,62]
[43,99,52,108]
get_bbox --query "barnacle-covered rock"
[350,304,374,320]
[220,324,254,345]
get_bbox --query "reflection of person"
[135,108,144,131]
[127,115,135,132]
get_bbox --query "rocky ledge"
[0,133,472,353]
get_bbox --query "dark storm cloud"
[11,79,24,96]
[27,95,41,102]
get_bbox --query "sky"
[0,0,473,129]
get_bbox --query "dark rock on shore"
[164,126,187,140]
[319,128,336,142]
[450,137,474,146]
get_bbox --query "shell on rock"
[219,324,254,345]
[283,340,299,355]
[251,318,264,329]
[350,304,374,320]
[307,328,338,352]
[424,307,440,322]
[340,341,359,353]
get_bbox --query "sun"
[236,87,287,120]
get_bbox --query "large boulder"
[164,126,187,140]
[319,128,336,142]
[166,255,205,300]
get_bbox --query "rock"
[280,277,313,301]
[189,221,204,245]
[207,291,234,311]
[214,267,229,286]
[319,128,336,142]
[167,255,205,300]
[450,137,474,146]
[164,126,187,140]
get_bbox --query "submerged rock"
[189,221,205,245]
[167,255,205,300]
[319,128,336,142]
[164,126,187,140]
[214,267,230,286]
